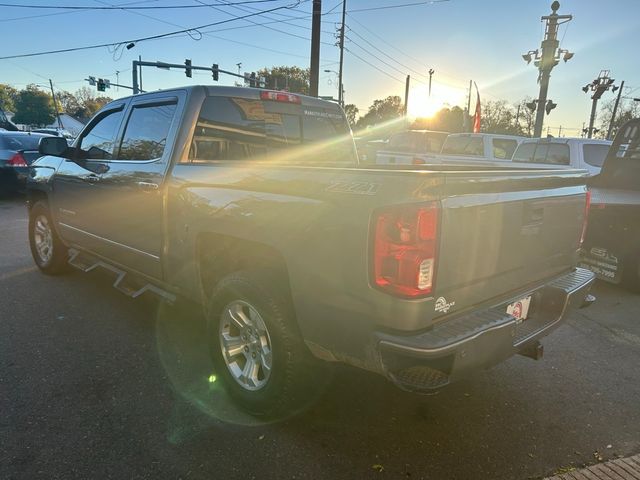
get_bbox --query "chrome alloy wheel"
[219,300,273,391]
[33,215,53,265]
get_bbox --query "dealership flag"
[473,82,481,133]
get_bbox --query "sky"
[1,0,639,136]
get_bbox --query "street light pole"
[582,70,618,139]
[523,1,572,138]
[337,0,346,106]
[428,68,434,97]
[309,0,322,97]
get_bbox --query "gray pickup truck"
[28,86,595,417]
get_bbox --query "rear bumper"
[375,268,595,392]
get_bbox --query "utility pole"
[522,1,573,138]
[607,79,624,139]
[582,70,618,138]
[48,79,63,130]
[515,103,521,131]
[428,68,434,97]
[337,0,346,106]
[404,75,410,116]
[309,0,322,97]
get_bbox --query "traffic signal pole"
[337,0,346,106]
[309,0,322,97]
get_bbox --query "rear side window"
[533,144,549,163]
[545,144,570,165]
[583,143,610,167]
[118,102,177,161]
[441,136,483,156]
[186,96,355,164]
[513,142,536,162]
[492,139,518,159]
[79,109,124,160]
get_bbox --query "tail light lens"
[579,189,591,248]
[260,90,301,104]
[372,202,439,298]
[7,152,27,167]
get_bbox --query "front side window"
[492,139,518,159]
[118,103,177,161]
[79,108,124,160]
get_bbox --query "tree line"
[0,84,112,127]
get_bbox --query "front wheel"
[28,201,69,275]
[207,270,326,419]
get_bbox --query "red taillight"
[260,90,301,104]
[579,189,591,248]
[372,202,439,298]
[7,152,27,167]
[412,157,426,165]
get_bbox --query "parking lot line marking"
[0,265,37,282]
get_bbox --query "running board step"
[67,249,176,303]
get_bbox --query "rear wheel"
[28,201,69,275]
[207,270,326,419]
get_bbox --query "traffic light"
[525,100,537,112]
[88,76,96,86]
[250,72,256,87]
[545,100,557,115]
[212,64,218,81]
[185,59,192,78]
[97,78,106,92]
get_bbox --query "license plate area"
[506,295,532,324]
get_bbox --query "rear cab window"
[583,143,610,167]
[186,95,356,165]
[441,136,484,156]
[513,142,536,162]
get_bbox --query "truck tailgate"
[433,176,587,316]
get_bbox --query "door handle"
[137,181,159,192]
[84,174,100,183]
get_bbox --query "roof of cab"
[104,85,341,109]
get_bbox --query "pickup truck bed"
[27,85,595,417]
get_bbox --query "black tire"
[28,200,69,275]
[206,269,325,419]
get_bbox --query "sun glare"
[407,84,466,119]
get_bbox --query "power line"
[343,47,403,84]
[0,0,159,23]
[0,1,304,60]
[348,0,449,14]
[0,0,285,9]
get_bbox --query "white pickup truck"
[376,132,525,166]
[511,137,612,175]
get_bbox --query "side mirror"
[39,136,71,158]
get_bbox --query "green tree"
[65,87,112,121]
[356,95,404,130]
[412,106,465,133]
[12,85,55,126]
[599,98,640,139]
[257,66,310,94]
[480,99,523,135]
[0,84,18,112]
[343,104,359,127]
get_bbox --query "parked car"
[0,132,50,194]
[28,86,594,418]
[580,119,640,290]
[512,137,612,175]
[375,130,449,165]
[377,132,525,167]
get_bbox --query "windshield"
[187,96,356,165]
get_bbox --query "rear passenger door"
[92,94,182,279]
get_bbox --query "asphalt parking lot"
[2,196,640,480]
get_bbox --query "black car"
[580,118,640,291]
[0,132,51,194]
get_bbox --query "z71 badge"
[435,296,455,314]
